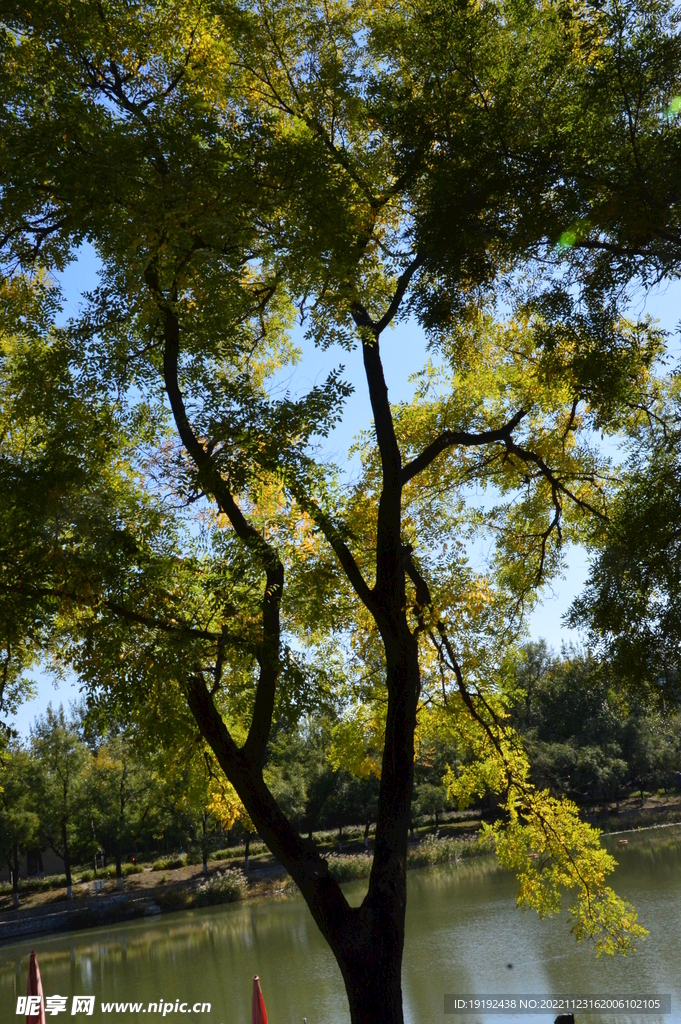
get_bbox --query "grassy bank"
[326,834,490,883]
[154,833,492,913]
[3,823,680,940]
[0,862,145,896]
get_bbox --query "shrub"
[210,848,244,861]
[76,863,144,881]
[122,863,145,877]
[16,873,67,893]
[2,863,144,895]
[195,869,248,906]
[326,854,373,883]
[407,834,487,867]
[210,841,266,861]
[156,889,190,912]
[152,854,188,871]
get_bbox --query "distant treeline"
[510,642,681,806]
[2,642,680,897]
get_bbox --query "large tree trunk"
[335,914,405,1024]
[309,633,419,1024]
[186,625,419,1024]
[115,850,123,890]
[340,633,419,1024]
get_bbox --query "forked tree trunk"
[186,627,420,1024]
[164,283,422,1024]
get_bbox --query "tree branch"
[348,255,426,618]
[431,622,511,759]
[402,410,527,484]
[1,583,232,643]
[351,253,425,336]
[184,674,354,945]
[291,490,376,613]
[502,437,607,522]
[359,333,402,612]
[146,266,284,767]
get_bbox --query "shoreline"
[601,819,681,837]
[0,834,485,945]
[2,818,680,947]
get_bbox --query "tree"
[264,727,314,837]
[0,275,89,733]
[570,385,681,697]
[508,642,681,808]
[165,740,243,874]
[539,0,681,296]
[30,705,90,898]
[512,644,631,807]
[0,743,39,907]
[412,783,449,833]
[0,2,665,1020]
[86,731,155,887]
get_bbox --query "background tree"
[0,743,39,906]
[30,705,90,898]
[412,783,449,835]
[571,383,681,697]
[85,731,154,887]
[508,643,679,810]
[165,741,242,874]
[512,645,631,806]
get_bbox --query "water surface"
[1,827,679,1024]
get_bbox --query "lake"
[1,826,679,1024]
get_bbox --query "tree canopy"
[2,0,680,1020]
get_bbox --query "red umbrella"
[252,975,268,1024]
[26,951,46,1024]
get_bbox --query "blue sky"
[10,250,681,735]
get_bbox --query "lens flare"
[665,95,681,118]
[556,229,577,250]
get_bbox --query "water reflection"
[1,830,679,1024]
